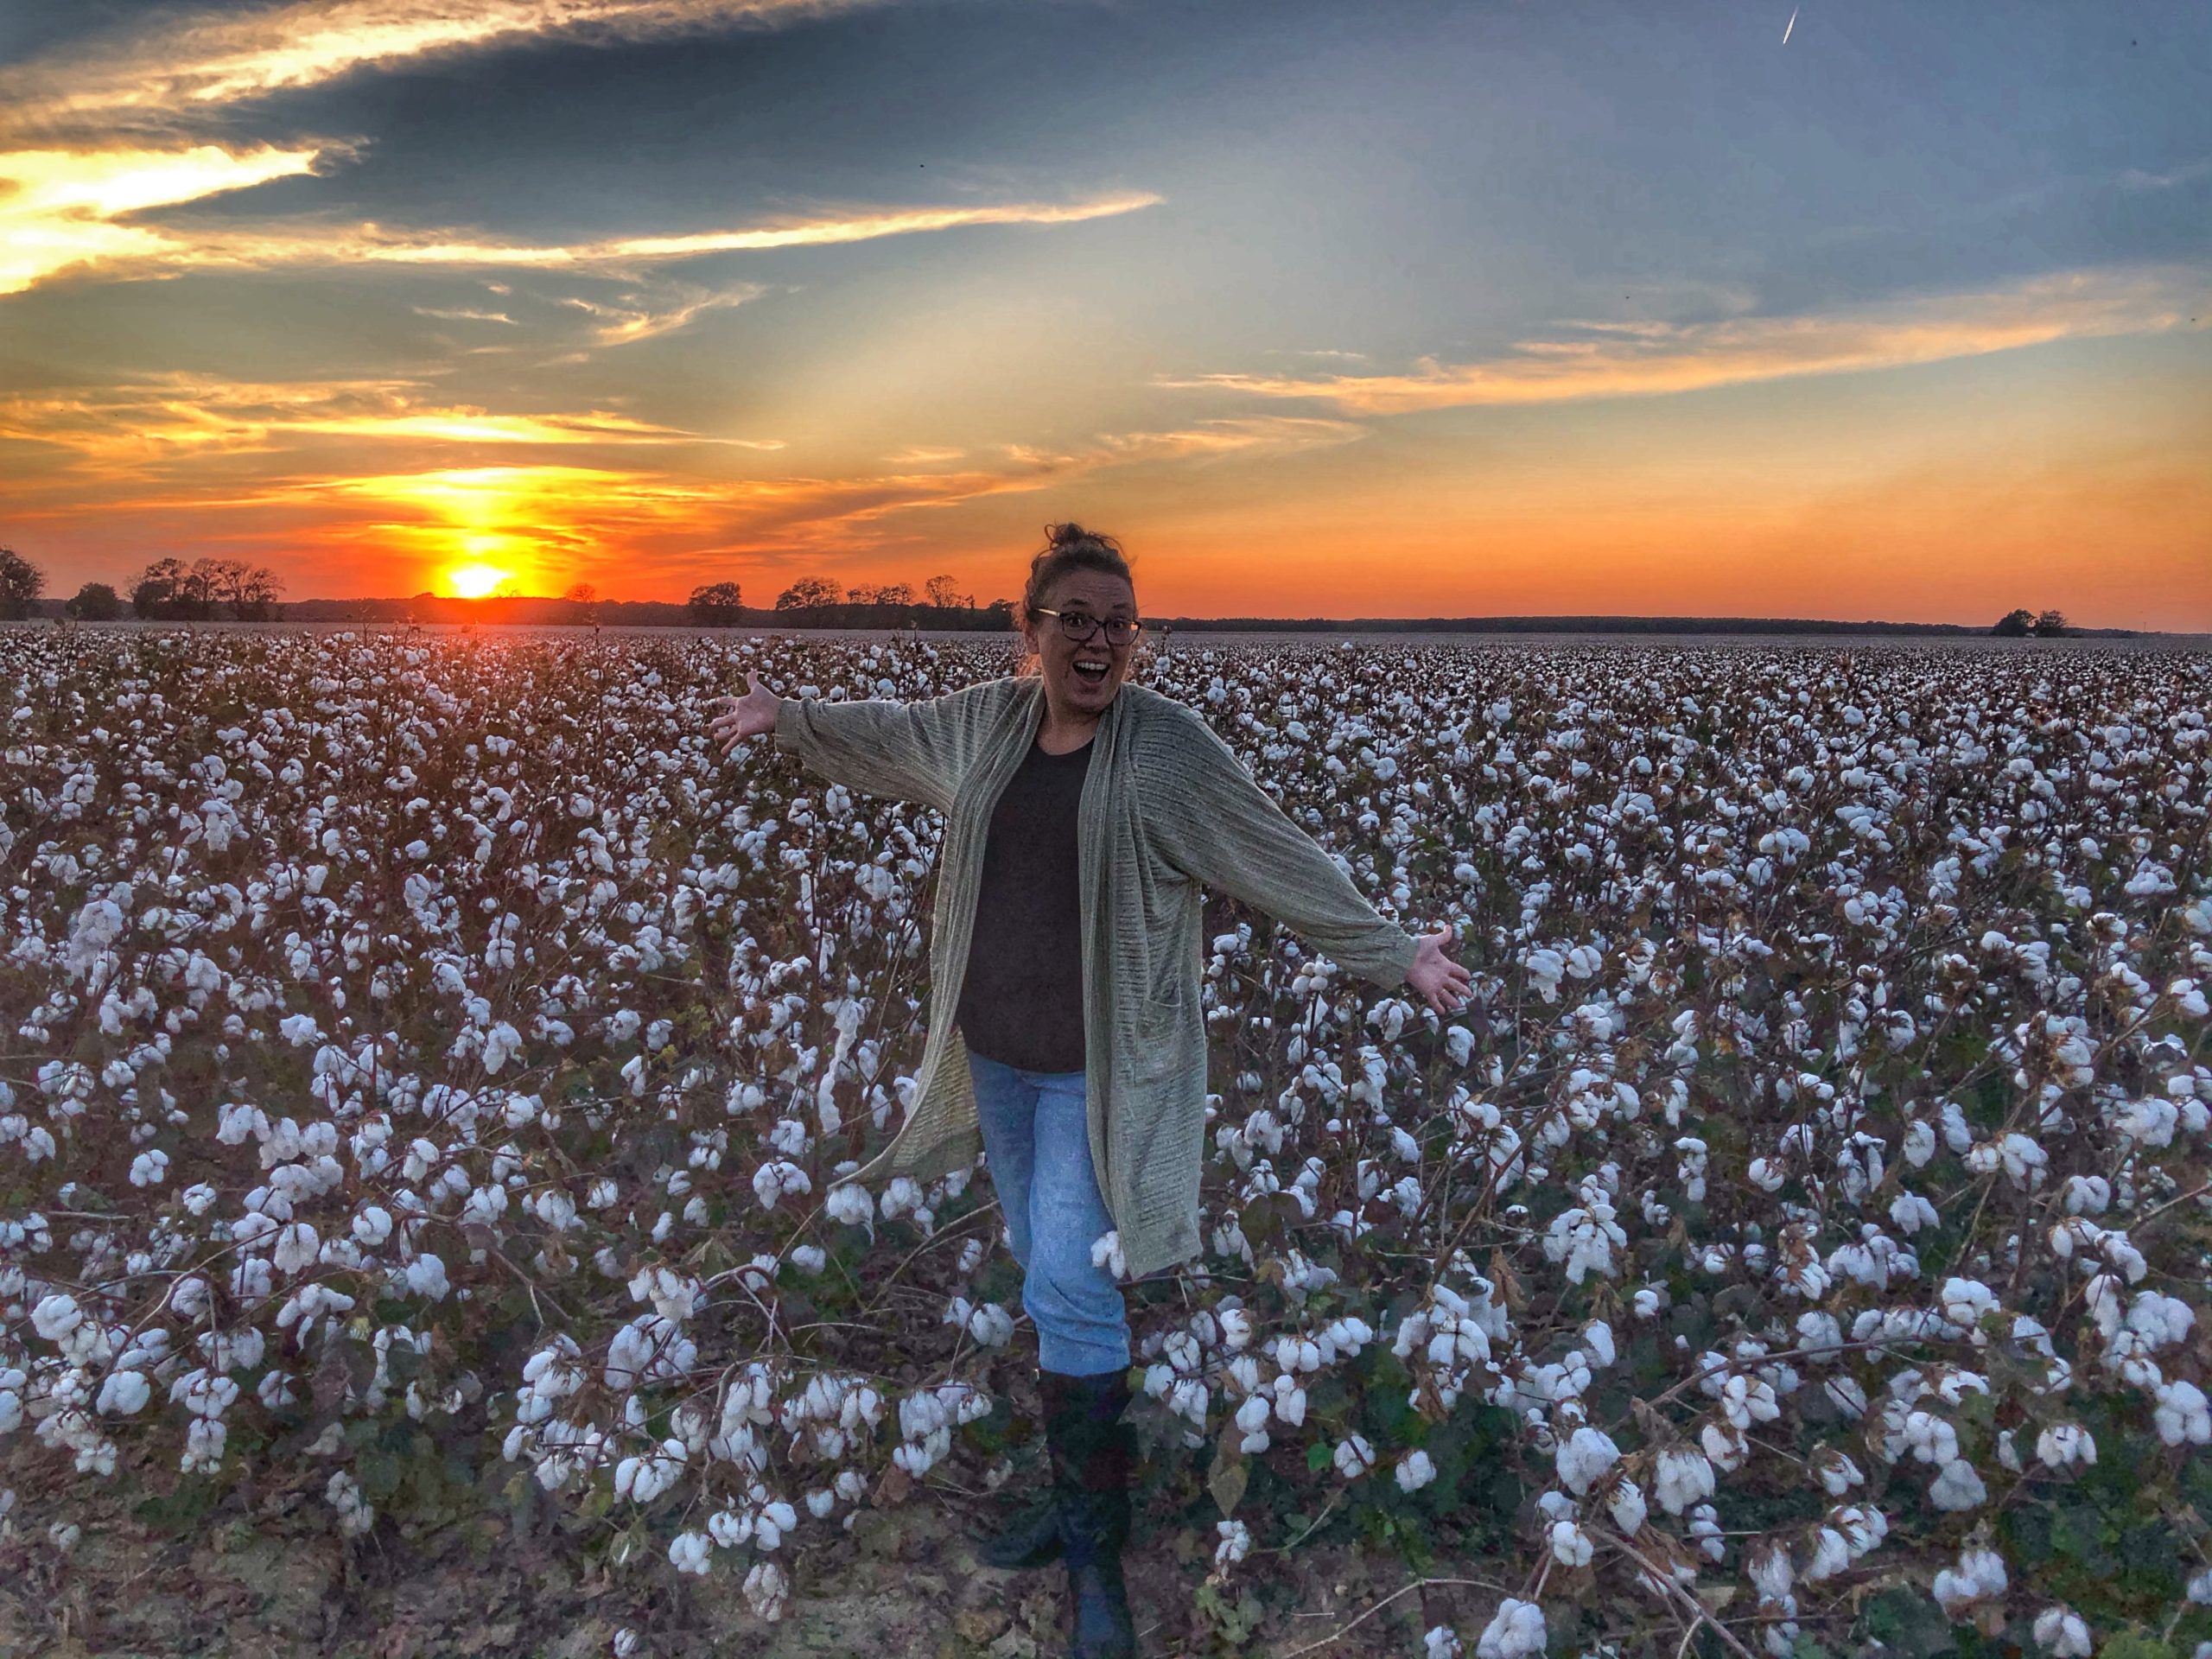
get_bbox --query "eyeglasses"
[1033,607,1142,647]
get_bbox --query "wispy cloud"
[411,305,518,324]
[0,0,880,133]
[1159,266,2212,415]
[0,376,779,469]
[0,143,327,296]
[2115,156,2212,193]
[558,280,772,344]
[0,137,1162,296]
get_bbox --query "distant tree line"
[128,556,285,620]
[678,573,987,627]
[1993,608,2069,638]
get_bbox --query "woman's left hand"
[1406,926,1472,1015]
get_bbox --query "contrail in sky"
[1783,7,1797,43]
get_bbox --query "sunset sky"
[2,0,2208,627]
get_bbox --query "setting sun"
[443,563,512,599]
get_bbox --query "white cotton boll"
[405,1254,450,1301]
[1554,1426,1619,1496]
[1333,1434,1376,1479]
[1939,1277,1997,1335]
[353,1206,393,1247]
[1929,1458,1987,1510]
[1701,1421,1748,1471]
[1813,1448,1865,1495]
[1214,1519,1250,1567]
[33,1294,86,1346]
[2154,1380,2212,1446]
[1749,1541,1794,1602]
[1607,1478,1648,1535]
[1218,1306,1253,1351]
[670,1531,714,1575]
[1395,1449,1437,1492]
[751,1160,811,1211]
[129,1149,170,1186]
[1654,1447,1715,1515]
[2128,1291,2196,1349]
[1425,1625,1465,1659]
[1581,1321,1616,1368]
[272,1221,319,1274]
[1904,1411,1959,1466]
[1889,1192,1938,1235]
[1802,1528,1853,1584]
[741,1560,789,1622]
[824,1183,874,1230]
[1932,1546,2008,1614]
[97,1370,151,1415]
[2036,1424,2095,1469]
[1090,1230,1127,1279]
[1235,1392,1271,1433]
[1473,1598,1545,1659]
[1548,1520,1593,1567]
[2031,1607,2092,1657]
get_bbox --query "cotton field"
[3,628,2209,1656]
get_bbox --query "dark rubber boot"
[1041,1370,1136,1659]
[976,1488,1064,1568]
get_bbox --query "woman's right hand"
[708,671,783,756]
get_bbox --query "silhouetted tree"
[131,558,187,618]
[563,582,600,624]
[0,547,44,620]
[1993,608,2036,638]
[66,582,123,621]
[776,575,844,609]
[924,574,963,608]
[872,581,915,607]
[982,597,1016,626]
[687,582,745,626]
[238,567,283,621]
[2035,609,2069,638]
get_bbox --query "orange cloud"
[1160,265,2212,413]
[0,137,1161,296]
[0,0,874,130]
[0,377,780,467]
[0,143,326,295]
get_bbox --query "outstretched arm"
[709,670,963,810]
[1144,711,1470,1013]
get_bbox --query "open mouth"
[1071,659,1111,686]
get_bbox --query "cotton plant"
[3,632,2209,1653]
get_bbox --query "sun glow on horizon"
[443,562,513,598]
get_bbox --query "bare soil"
[0,1452,1495,1659]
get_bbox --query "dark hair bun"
[1022,524,1134,628]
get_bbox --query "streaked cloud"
[0,0,878,131]
[559,280,772,345]
[0,139,1161,296]
[412,305,518,324]
[0,376,780,468]
[0,143,327,296]
[1160,265,2212,415]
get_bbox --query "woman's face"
[1026,568,1139,724]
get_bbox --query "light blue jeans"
[967,1052,1131,1376]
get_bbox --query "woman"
[709,524,1470,1659]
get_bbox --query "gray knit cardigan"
[774,674,1421,1279]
